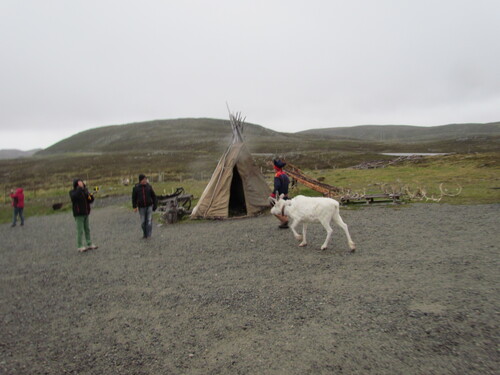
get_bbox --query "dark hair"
[73,179,83,189]
[273,159,286,168]
[138,174,146,182]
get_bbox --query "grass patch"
[306,153,500,205]
[1,152,498,224]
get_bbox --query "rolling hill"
[1,119,498,191]
[0,149,42,160]
[37,118,301,156]
[297,122,500,142]
[36,119,500,156]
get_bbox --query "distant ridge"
[297,122,500,142]
[0,149,42,160]
[34,119,500,155]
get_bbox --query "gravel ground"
[1,202,498,375]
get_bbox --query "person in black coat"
[69,179,98,252]
[132,174,158,239]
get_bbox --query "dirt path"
[1,203,498,374]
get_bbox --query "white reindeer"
[270,194,356,251]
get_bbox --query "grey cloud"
[0,0,499,149]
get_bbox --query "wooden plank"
[340,193,401,205]
[282,162,403,204]
[284,163,341,198]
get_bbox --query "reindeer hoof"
[299,242,307,247]
[321,246,328,250]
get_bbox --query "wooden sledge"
[284,163,401,205]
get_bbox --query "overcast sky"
[1,0,499,150]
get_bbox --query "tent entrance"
[228,166,247,216]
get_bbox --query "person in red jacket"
[10,187,25,227]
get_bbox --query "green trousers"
[74,215,91,248]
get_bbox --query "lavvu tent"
[190,111,271,219]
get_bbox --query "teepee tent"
[191,111,271,219]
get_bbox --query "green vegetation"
[1,120,498,223]
[0,178,209,224]
[298,122,500,142]
[34,119,500,155]
[1,152,498,224]
[305,153,500,205]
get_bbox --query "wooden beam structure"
[284,163,342,198]
[283,162,402,204]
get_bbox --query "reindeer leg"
[299,223,308,247]
[319,219,333,250]
[332,211,356,251]
[289,220,302,242]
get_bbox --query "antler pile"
[404,183,462,202]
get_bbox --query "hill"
[0,149,41,160]
[37,119,500,156]
[297,122,500,142]
[37,118,302,156]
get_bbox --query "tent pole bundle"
[191,109,271,219]
[227,105,245,144]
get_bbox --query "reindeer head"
[270,194,287,216]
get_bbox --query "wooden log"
[284,163,342,198]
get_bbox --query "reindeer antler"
[439,183,463,197]
[404,183,462,202]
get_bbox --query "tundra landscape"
[1,120,499,374]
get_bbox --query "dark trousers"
[12,207,24,226]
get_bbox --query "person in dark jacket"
[132,174,158,239]
[10,187,25,227]
[69,179,98,252]
[270,159,290,229]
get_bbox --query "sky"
[1,0,499,150]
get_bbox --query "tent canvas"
[191,112,271,219]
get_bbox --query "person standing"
[10,188,25,227]
[69,179,98,252]
[270,159,290,228]
[132,174,158,239]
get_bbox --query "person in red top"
[10,187,25,227]
[270,159,290,229]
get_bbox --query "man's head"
[139,174,147,184]
[273,159,286,170]
[73,179,84,189]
